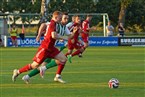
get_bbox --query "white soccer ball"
[108,78,119,89]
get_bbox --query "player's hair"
[71,15,76,22]
[74,15,80,18]
[72,15,76,19]
[11,24,16,27]
[62,12,68,15]
[52,11,62,17]
[87,14,92,17]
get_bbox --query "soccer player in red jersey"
[12,11,76,83]
[65,15,85,63]
[81,15,92,53]
[21,12,77,84]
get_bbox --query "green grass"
[0,47,145,97]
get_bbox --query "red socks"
[56,62,65,75]
[18,64,32,74]
[72,50,81,57]
[65,52,71,56]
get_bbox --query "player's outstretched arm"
[36,23,47,42]
[51,31,67,41]
[67,26,79,39]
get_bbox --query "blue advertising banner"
[7,37,118,47]
[88,37,118,46]
[7,37,42,47]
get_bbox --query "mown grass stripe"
[1,70,145,75]
[1,82,145,88]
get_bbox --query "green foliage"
[0,0,145,33]
[127,24,143,34]
[120,0,133,8]
[0,0,41,13]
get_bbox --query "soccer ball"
[108,78,119,89]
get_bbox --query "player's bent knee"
[31,61,40,69]
[60,56,67,63]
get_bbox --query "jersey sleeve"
[49,21,56,32]
[66,22,74,32]
[45,22,50,25]
[66,22,72,28]
[45,22,50,34]
[45,21,56,36]
[65,27,71,35]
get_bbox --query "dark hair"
[62,12,68,15]
[87,14,92,17]
[74,15,80,18]
[12,24,15,26]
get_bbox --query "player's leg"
[22,58,52,84]
[65,49,73,63]
[39,45,67,72]
[12,61,39,82]
[54,52,67,83]
[65,49,73,56]
[82,34,89,49]
[65,42,73,63]
[77,40,84,57]
[68,48,84,63]
[29,58,51,77]
[68,42,84,63]
[84,42,89,49]
[40,51,67,79]
[59,46,66,51]
[12,47,47,82]
[23,45,67,83]
[25,44,66,79]
[11,37,15,47]
[79,39,88,57]
[14,38,18,47]
[38,45,68,78]
[59,42,68,51]
[39,47,67,83]
[72,48,84,57]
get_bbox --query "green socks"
[27,46,65,78]
[28,68,40,77]
[59,46,66,51]
[28,59,57,77]
[28,58,52,77]
[44,58,52,63]
[46,60,57,69]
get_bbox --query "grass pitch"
[0,47,144,97]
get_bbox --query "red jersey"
[40,20,57,50]
[67,23,83,50]
[68,23,80,43]
[82,20,90,34]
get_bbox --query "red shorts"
[11,36,17,40]
[81,33,89,43]
[33,46,60,64]
[68,40,83,50]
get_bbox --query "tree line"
[0,0,145,33]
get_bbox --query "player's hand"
[36,36,41,42]
[79,27,83,33]
[72,26,78,33]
